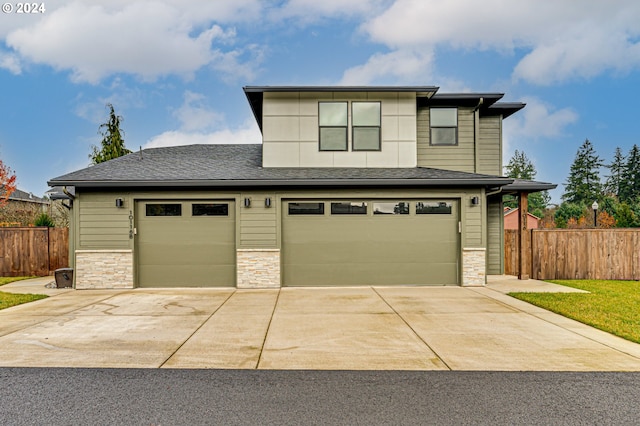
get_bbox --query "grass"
[510,280,640,344]
[0,276,48,310]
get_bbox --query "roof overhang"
[501,179,557,194]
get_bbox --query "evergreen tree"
[503,150,550,217]
[619,144,640,203]
[89,104,131,165]
[562,139,604,205]
[604,147,625,198]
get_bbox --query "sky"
[1,0,640,204]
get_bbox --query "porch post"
[518,192,530,280]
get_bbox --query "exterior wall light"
[115,198,124,208]
[265,197,272,208]
[471,196,480,206]
[244,197,251,208]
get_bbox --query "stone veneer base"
[75,250,134,289]
[462,248,486,287]
[236,249,281,289]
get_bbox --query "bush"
[33,212,55,227]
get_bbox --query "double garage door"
[282,199,460,286]
[136,200,236,287]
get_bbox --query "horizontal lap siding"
[477,116,501,175]
[239,193,277,247]
[417,106,476,173]
[78,194,131,249]
[486,198,503,274]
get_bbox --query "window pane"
[430,108,457,126]
[319,102,347,126]
[331,202,367,215]
[431,128,457,145]
[353,102,380,126]
[353,127,380,151]
[146,204,182,216]
[288,202,325,215]
[416,201,452,214]
[192,203,228,216]
[320,127,347,151]
[373,202,409,215]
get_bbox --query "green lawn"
[510,280,640,344]
[0,276,48,310]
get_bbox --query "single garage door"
[282,199,459,286]
[136,200,235,287]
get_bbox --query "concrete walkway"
[1,276,640,370]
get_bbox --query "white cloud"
[172,91,223,132]
[360,0,640,85]
[503,97,578,155]
[340,49,434,85]
[273,0,390,22]
[4,1,264,84]
[144,120,262,149]
[0,50,21,74]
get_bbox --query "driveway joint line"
[158,290,236,368]
[256,288,281,370]
[371,287,452,371]
[470,286,640,362]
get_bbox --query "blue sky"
[1,0,640,204]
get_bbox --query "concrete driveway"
[2,276,640,370]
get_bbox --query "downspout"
[473,97,484,173]
[62,186,75,201]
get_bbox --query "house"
[48,86,556,289]
[0,188,50,226]
[504,207,540,230]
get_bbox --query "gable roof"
[48,144,514,189]
[7,188,49,204]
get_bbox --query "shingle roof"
[48,144,514,189]
[7,188,49,204]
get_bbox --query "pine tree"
[503,150,550,217]
[619,144,640,203]
[604,147,625,198]
[89,104,132,165]
[562,139,604,205]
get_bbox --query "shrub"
[33,212,55,227]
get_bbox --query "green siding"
[461,190,484,248]
[477,116,502,175]
[239,192,278,248]
[417,106,476,172]
[77,192,131,249]
[486,197,504,274]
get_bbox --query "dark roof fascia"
[426,93,504,107]
[52,177,514,190]
[482,102,526,118]
[501,179,557,193]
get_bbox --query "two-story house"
[48,86,555,289]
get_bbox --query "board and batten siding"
[77,192,132,249]
[477,116,502,176]
[417,106,476,172]
[238,192,278,248]
[486,197,504,274]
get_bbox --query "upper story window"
[430,108,458,146]
[319,102,348,151]
[352,102,381,151]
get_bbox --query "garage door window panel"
[288,202,325,215]
[331,202,368,215]
[373,202,409,215]
[416,201,452,214]
[192,203,229,216]
[146,204,182,216]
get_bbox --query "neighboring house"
[48,86,556,290]
[0,188,49,226]
[504,207,540,230]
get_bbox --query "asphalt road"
[1,369,639,425]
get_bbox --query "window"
[416,201,452,215]
[319,102,348,151]
[373,202,409,215]
[288,202,325,215]
[146,204,182,216]
[331,202,367,215]
[430,108,457,145]
[352,102,381,151]
[192,203,228,216]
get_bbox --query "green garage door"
[136,200,235,287]
[282,200,459,286]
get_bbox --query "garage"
[282,199,460,286]
[136,200,236,287]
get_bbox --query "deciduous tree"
[0,158,17,206]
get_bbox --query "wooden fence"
[505,229,640,280]
[0,227,69,277]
